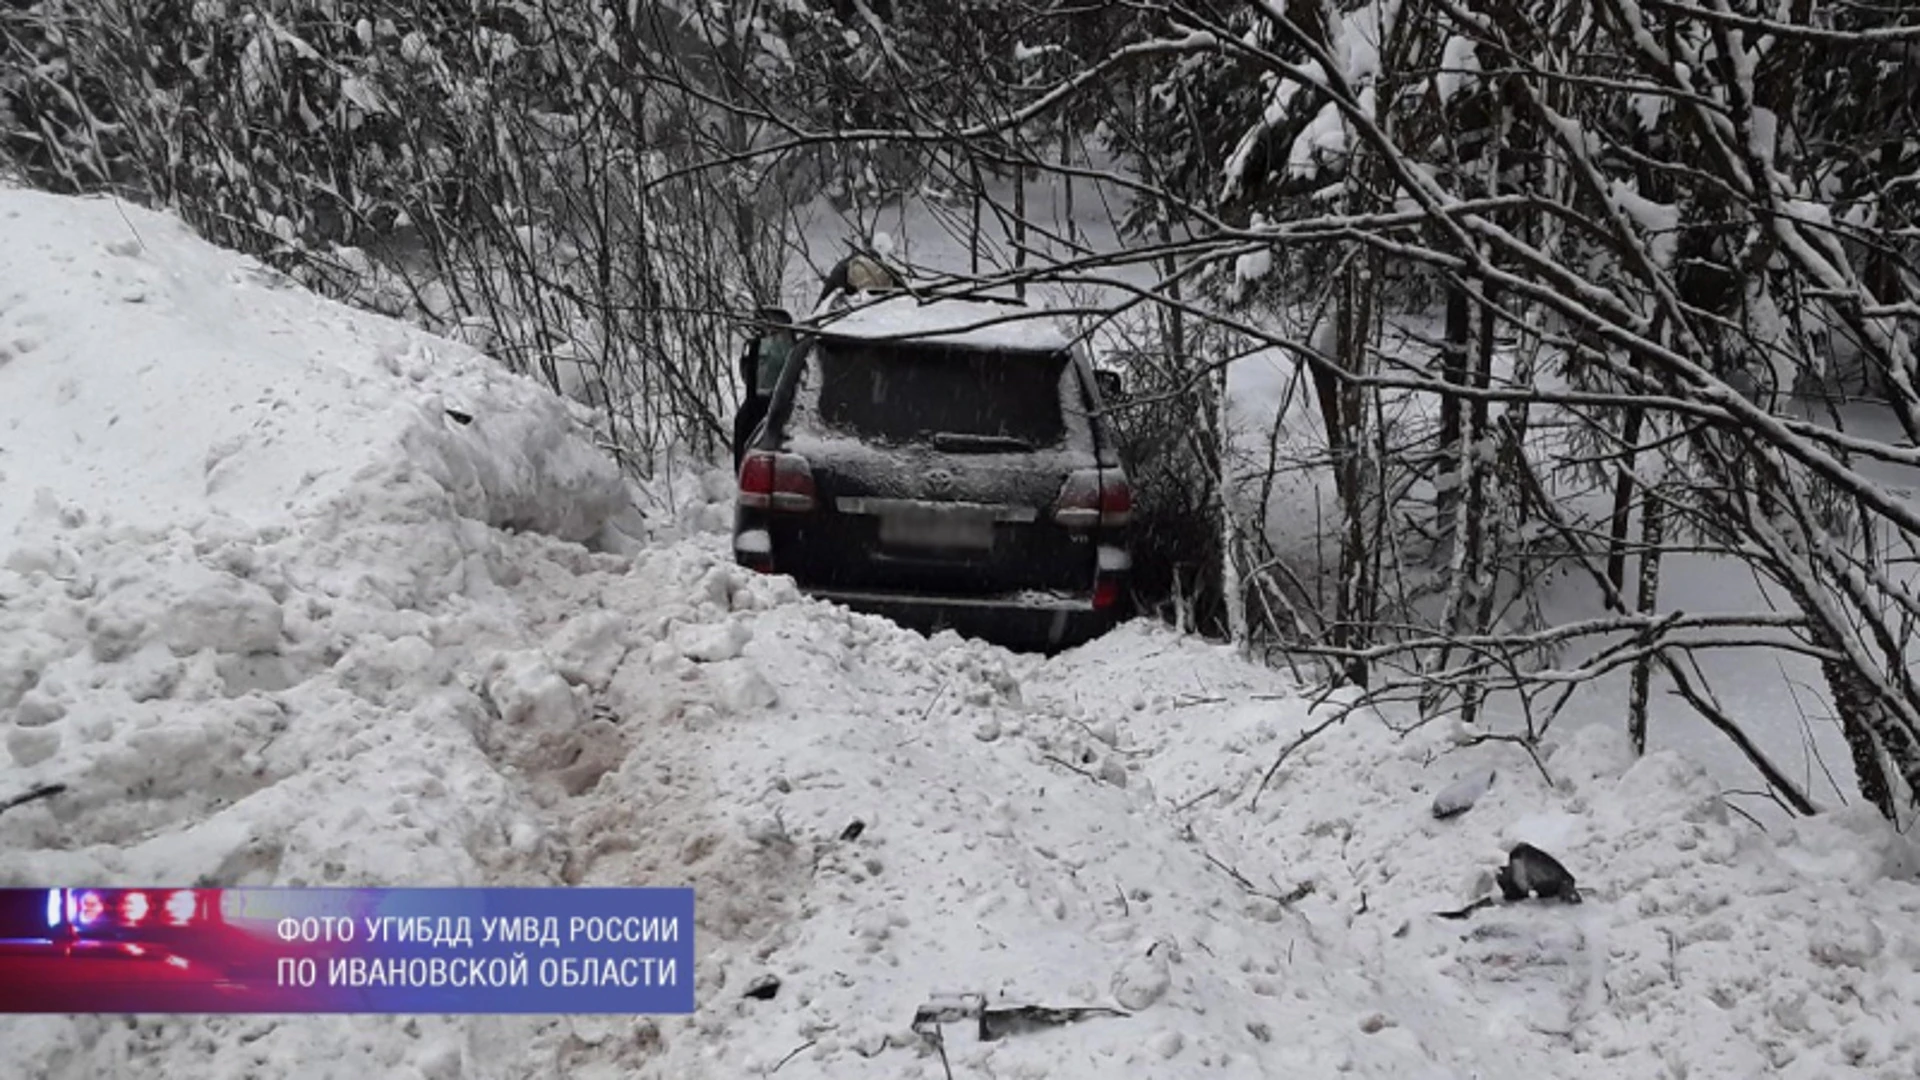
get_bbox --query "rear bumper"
[800,585,1122,652]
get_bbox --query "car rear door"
[773,337,1101,596]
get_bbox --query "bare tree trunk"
[1627,487,1664,755]
[1219,360,1247,650]
[1606,396,1647,597]
[1156,220,1184,366]
[1606,312,1669,594]
[1437,278,1469,519]
[1825,660,1917,821]
[1774,553,1918,820]
[1012,146,1027,301]
[1331,255,1375,687]
[1457,285,1496,724]
[1059,123,1076,245]
[969,156,984,276]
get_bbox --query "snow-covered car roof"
[811,294,1075,353]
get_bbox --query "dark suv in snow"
[732,289,1132,651]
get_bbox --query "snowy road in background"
[4,190,1919,1079]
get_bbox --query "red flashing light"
[165,890,197,926]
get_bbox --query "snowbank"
[0,189,637,1073]
[0,188,630,546]
[1063,629,1920,1080]
[643,612,1920,1080]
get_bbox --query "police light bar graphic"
[51,888,215,931]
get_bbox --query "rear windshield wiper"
[931,432,1036,453]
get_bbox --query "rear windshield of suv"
[812,340,1069,448]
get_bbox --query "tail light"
[1092,576,1123,611]
[1054,468,1132,529]
[739,451,816,513]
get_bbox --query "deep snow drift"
[3,190,1919,1080]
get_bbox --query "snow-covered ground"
[4,189,1920,1079]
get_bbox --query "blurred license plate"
[880,508,994,550]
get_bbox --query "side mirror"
[1094,369,1126,402]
